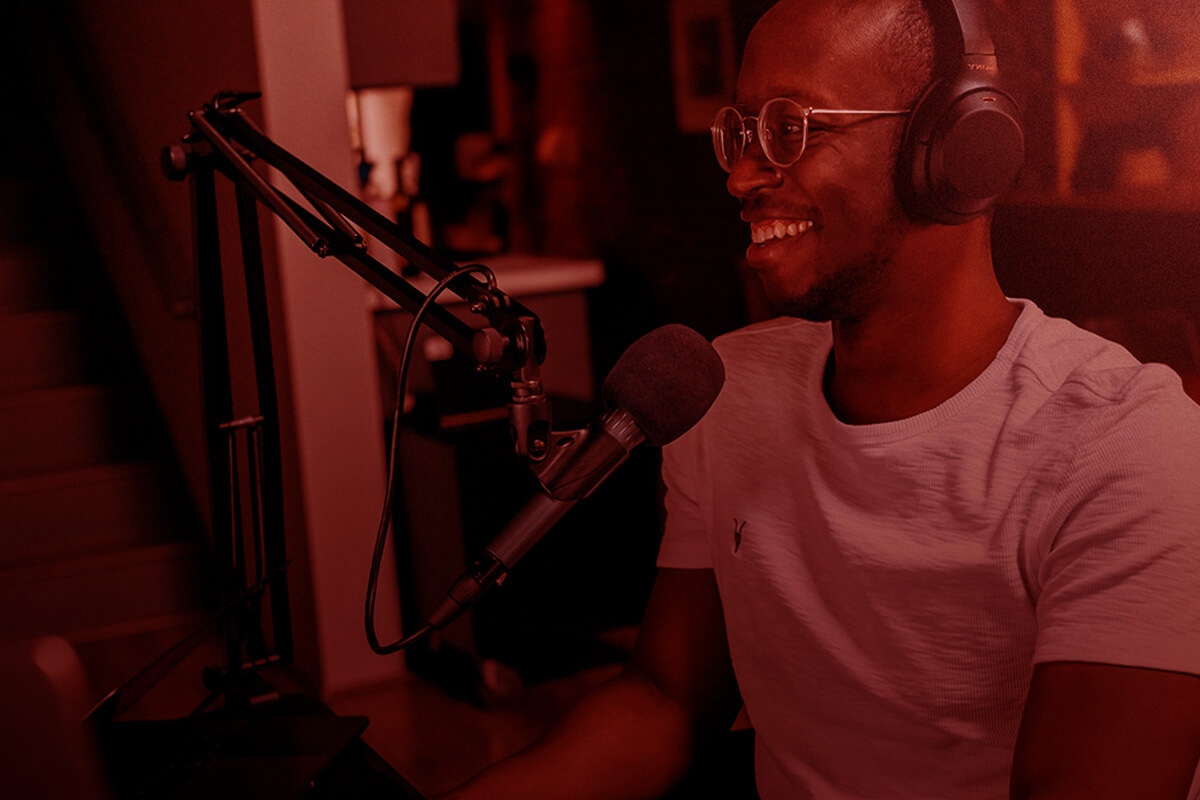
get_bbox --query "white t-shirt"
[658,299,1200,799]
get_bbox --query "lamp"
[342,0,461,248]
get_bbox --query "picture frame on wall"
[669,0,737,134]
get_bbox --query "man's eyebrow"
[730,90,835,110]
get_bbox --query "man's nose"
[726,137,782,199]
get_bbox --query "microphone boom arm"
[162,91,560,662]
[165,91,546,376]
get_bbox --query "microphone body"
[425,324,725,631]
[426,407,644,629]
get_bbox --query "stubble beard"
[765,198,912,323]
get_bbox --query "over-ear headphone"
[898,0,1025,224]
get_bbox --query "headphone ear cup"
[899,76,1025,224]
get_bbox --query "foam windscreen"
[601,324,725,446]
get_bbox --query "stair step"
[0,542,213,640]
[0,462,197,569]
[0,245,69,313]
[0,384,143,480]
[0,541,218,711]
[0,309,97,392]
[73,614,225,717]
[0,178,52,243]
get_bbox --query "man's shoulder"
[1011,305,1200,444]
[1017,309,1186,399]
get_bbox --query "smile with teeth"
[751,219,814,245]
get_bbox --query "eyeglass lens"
[711,98,810,172]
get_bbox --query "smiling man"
[725,4,917,326]
[440,1,1200,798]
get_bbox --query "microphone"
[425,324,725,630]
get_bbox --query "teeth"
[751,219,812,244]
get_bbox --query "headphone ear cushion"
[899,77,1025,224]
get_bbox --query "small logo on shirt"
[733,518,747,553]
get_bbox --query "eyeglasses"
[711,97,910,172]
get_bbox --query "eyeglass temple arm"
[807,108,911,115]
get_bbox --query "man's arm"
[439,567,742,800]
[1011,661,1200,799]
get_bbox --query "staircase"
[0,153,215,715]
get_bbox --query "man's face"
[728,1,917,321]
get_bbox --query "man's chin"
[760,266,884,323]
[769,298,836,323]
[760,280,838,322]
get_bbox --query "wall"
[250,0,404,694]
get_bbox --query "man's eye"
[776,120,807,137]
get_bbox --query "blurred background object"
[0,637,111,800]
[1055,0,1200,199]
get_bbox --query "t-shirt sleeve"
[1031,377,1200,676]
[657,423,714,569]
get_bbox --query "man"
[442,0,1200,797]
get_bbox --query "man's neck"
[823,234,1019,425]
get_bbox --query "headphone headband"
[946,0,996,58]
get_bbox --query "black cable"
[365,263,498,655]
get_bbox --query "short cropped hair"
[873,0,941,107]
[873,0,1026,109]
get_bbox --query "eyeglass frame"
[711,98,911,172]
